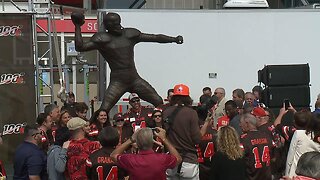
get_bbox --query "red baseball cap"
[252,107,267,117]
[173,84,190,96]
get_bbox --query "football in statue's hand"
[71,12,85,26]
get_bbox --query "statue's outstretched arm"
[139,33,183,44]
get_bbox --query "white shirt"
[285,130,320,177]
[214,97,227,128]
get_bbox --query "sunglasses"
[130,99,140,103]
[153,115,162,118]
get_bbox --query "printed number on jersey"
[96,166,118,180]
[252,146,270,169]
[204,142,214,158]
[197,142,214,162]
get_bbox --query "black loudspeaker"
[258,64,310,86]
[262,86,310,107]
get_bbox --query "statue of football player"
[71,12,183,112]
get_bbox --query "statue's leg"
[132,77,163,107]
[100,80,127,112]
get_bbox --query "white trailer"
[96,9,320,107]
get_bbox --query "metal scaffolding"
[34,0,54,113]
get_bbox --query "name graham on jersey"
[97,157,114,164]
[251,138,268,146]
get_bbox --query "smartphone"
[284,99,290,110]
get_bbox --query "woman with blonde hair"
[211,126,246,180]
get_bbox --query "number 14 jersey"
[86,147,126,180]
[240,130,274,180]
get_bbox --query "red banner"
[37,19,98,33]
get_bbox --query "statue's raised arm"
[71,12,99,52]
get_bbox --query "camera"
[151,128,160,133]
[197,95,218,120]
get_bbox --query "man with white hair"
[111,127,181,179]
[254,107,280,147]
[213,87,227,128]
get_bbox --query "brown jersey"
[197,127,216,165]
[196,126,216,180]
[240,130,273,180]
[275,124,296,142]
[86,147,126,180]
[258,122,281,148]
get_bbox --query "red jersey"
[67,138,101,180]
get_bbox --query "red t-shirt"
[67,138,101,180]
[117,150,177,180]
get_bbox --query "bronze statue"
[71,12,183,112]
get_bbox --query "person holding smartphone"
[149,109,166,153]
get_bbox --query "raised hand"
[154,127,167,141]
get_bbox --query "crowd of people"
[2,84,320,180]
